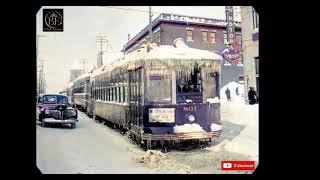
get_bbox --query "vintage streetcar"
[67,38,222,146]
[72,73,92,113]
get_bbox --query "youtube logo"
[223,163,232,169]
[221,161,255,170]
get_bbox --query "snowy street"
[36,112,158,174]
[37,94,258,174]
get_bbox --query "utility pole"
[80,59,88,74]
[148,6,153,43]
[96,35,107,68]
[36,35,46,65]
[37,59,47,95]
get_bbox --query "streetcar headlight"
[211,123,222,131]
[187,114,196,122]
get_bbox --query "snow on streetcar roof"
[72,72,92,82]
[91,38,222,77]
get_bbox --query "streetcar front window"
[146,67,171,104]
[175,66,203,104]
[177,67,202,93]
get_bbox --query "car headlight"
[187,114,196,122]
[71,110,77,116]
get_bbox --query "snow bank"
[207,97,220,103]
[221,101,259,162]
[174,123,205,133]
[220,81,245,103]
[205,139,230,152]
[133,150,192,174]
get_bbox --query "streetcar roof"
[91,38,222,77]
[72,72,92,82]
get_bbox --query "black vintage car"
[36,94,78,129]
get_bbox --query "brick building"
[123,13,243,88]
[240,7,259,103]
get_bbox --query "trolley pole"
[36,35,46,64]
[80,59,88,74]
[96,35,107,68]
[37,59,47,95]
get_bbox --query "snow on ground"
[37,86,258,174]
[165,96,258,173]
[133,150,192,174]
[215,86,259,163]
[223,102,259,162]
[220,81,245,103]
[166,149,252,174]
[37,112,159,174]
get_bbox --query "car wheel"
[41,120,46,127]
[71,123,76,129]
[38,114,42,122]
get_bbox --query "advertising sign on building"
[222,45,240,63]
[224,6,241,63]
[225,6,236,46]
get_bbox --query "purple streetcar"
[70,38,223,146]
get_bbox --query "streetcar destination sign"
[149,108,175,123]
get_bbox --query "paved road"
[36,111,155,174]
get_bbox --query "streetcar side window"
[115,86,117,102]
[112,87,114,101]
[123,86,126,102]
[119,86,122,103]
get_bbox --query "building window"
[209,31,216,43]
[186,29,193,41]
[154,28,161,43]
[224,32,228,44]
[202,30,208,42]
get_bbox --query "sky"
[36,6,237,93]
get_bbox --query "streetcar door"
[128,68,143,131]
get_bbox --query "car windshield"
[43,95,68,104]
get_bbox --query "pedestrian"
[225,88,231,102]
[235,87,239,95]
[248,87,257,105]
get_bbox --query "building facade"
[123,13,244,89]
[240,6,259,103]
